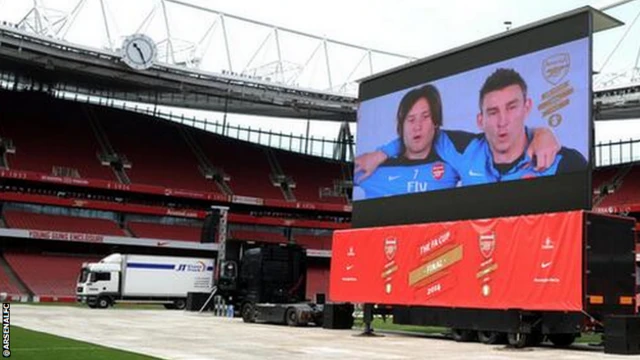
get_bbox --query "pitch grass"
[10,326,163,360]
[353,317,603,344]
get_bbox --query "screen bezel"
[353,12,593,228]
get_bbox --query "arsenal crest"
[542,53,570,85]
[384,237,397,261]
[478,232,495,259]
[432,162,445,180]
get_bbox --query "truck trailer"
[216,242,325,326]
[76,253,215,309]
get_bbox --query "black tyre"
[478,331,507,344]
[548,333,576,347]
[451,329,476,342]
[173,299,187,310]
[242,303,255,323]
[507,332,529,348]
[314,313,324,327]
[164,304,176,310]
[285,307,298,327]
[87,303,98,309]
[97,297,110,309]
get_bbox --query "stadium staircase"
[0,137,15,169]
[0,253,31,298]
[179,126,233,195]
[84,105,132,184]
[274,149,347,204]
[599,165,640,208]
[596,164,635,207]
[265,148,296,201]
[4,252,100,298]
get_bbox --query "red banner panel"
[330,211,584,311]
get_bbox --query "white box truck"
[76,253,215,309]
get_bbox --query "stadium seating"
[0,91,116,180]
[599,166,640,207]
[3,210,126,236]
[294,234,332,250]
[275,150,346,204]
[96,108,220,193]
[4,252,99,297]
[0,261,25,298]
[0,91,352,206]
[274,149,347,204]
[127,221,202,242]
[593,167,619,192]
[193,131,285,200]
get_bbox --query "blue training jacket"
[377,129,587,186]
[353,146,459,201]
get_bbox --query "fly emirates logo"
[407,181,428,192]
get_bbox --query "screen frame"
[353,11,595,228]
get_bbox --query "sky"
[0,0,639,154]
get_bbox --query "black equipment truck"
[215,241,325,326]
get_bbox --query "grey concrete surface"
[8,304,636,360]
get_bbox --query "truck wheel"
[242,303,255,323]
[173,299,186,310]
[285,307,298,327]
[507,332,529,348]
[478,331,506,344]
[163,304,176,310]
[548,333,576,347]
[97,297,110,309]
[88,303,97,309]
[451,329,476,342]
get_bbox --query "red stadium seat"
[599,166,640,207]
[97,108,221,193]
[3,210,126,236]
[0,92,116,180]
[4,252,100,297]
[194,131,285,200]
[275,149,348,204]
[0,260,25,298]
[127,221,202,242]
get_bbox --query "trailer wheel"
[97,297,110,309]
[507,332,529,348]
[451,329,476,342]
[173,299,186,310]
[163,304,176,310]
[478,331,506,344]
[548,333,576,347]
[285,307,298,327]
[242,303,255,323]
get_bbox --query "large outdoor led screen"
[352,15,592,228]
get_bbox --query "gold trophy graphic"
[538,53,573,128]
[382,237,398,294]
[407,230,462,297]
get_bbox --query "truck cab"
[76,256,121,308]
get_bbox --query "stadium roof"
[0,24,357,122]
